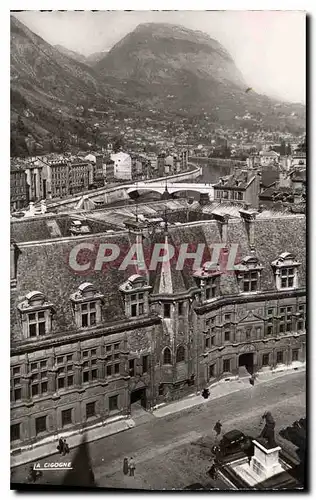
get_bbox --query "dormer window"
[70,283,104,329]
[271,252,301,291]
[234,255,263,294]
[194,263,221,302]
[120,274,152,318]
[18,291,54,339]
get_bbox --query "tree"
[113,135,124,153]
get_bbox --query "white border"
[2,1,313,499]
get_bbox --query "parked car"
[211,429,253,458]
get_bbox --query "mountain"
[86,51,109,65]
[54,46,109,66]
[95,22,305,126]
[11,18,305,156]
[10,15,126,155]
[54,44,88,64]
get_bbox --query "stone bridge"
[125,182,214,198]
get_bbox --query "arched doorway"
[239,352,254,375]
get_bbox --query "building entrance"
[239,352,254,375]
[130,387,147,409]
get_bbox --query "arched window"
[176,345,185,363]
[163,347,172,365]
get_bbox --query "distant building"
[110,152,132,180]
[213,169,261,209]
[105,159,115,183]
[292,152,306,167]
[157,153,166,177]
[259,150,280,166]
[10,165,29,211]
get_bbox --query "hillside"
[54,44,88,64]
[10,18,305,156]
[95,23,305,126]
[10,15,125,155]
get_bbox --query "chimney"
[212,212,230,244]
[239,208,257,249]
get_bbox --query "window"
[272,253,300,290]
[80,302,96,327]
[223,359,231,373]
[280,268,295,289]
[224,314,231,322]
[18,292,53,338]
[176,345,185,363]
[262,353,270,366]
[130,291,145,317]
[11,423,20,442]
[163,347,172,365]
[86,402,96,419]
[35,416,47,435]
[11,366,22,403]
[109,395,118,412]
[178,302,184,316]
[297,304,306,331]
[242,271,259,292]
[114,363,120,374]
[209,364,215,379]
[211,336,215,346]
[224,331,230,342]
[129,359,135,377]
[205,337,210,349]
[120,275,150,317]
[267,325,273,335]
[164,303,171,318]
[82,349,98,383]
[30,361,49,397]
[70,283,103,328]
[292,349,299,362]
[62,409,72,427]
[279,306,292,334]
[276,351,283,364]
[28,311,47,337]
[55,354,74,390]
[142,355,148,374]
[267,308,274,317]
[205,277,219,300]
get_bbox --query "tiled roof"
[10,214,117,243]
[11,214,305,344]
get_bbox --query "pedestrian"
[57,437,64,454]
[214,420,222,436]
[62,438,69,455]
[129,457,136,477]
[28,465,37,483]
[123,457,129,475]
[209,463,217,479]
[202,387,210,399]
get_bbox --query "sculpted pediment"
[237,310,265,324]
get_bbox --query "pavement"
[11,369,306,489]
[11,364,305,469]
[152,364,305,418]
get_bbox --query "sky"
[12,10,306,104]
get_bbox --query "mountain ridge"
[10,17,305,156]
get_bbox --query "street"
[11,371,306,490]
